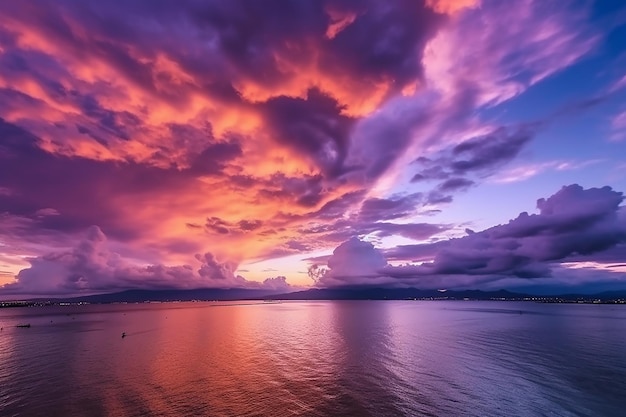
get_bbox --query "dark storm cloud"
[370,222,447,240]
[437,178,475,192]
[424,191,453,205]
[187,0,440,90]
[392,185,626,277]
[315,190,425,223]
[185,1,327,84]
[255,173,327,208]
[314,190,368,219]
[409,165,449,183]
[0,0,440,103]
[565,244,626,264]
[77,95,142,141]
[411,125,535,186]
[319,0,441,88]
[384,240,448,262]
[319,185,626,287]
[190,140,243,175]
[420,185,626,275]
[261,88,355,177]
[450,126,533,173]
[358,193,423,222]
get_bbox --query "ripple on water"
[1,301,626,416]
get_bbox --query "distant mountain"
[270,287,531,301]
[596,290,626,298]
[17,286,626,305]
[57,287,532,303]
[61,288,286,303]
[272,287,626,301]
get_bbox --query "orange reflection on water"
[61,302,343,416]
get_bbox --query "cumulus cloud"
[261,276,292,291]
[392,185,626,276]
[315,185,626,289]
[2,226,293,295]
[310,237,390,287]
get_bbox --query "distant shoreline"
[2,296,625,309]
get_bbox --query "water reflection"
[322,301,408,416]
[1,301,626,416]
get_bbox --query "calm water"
[1,301,625,417]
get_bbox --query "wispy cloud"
[610,111,626,142]
[492,159,604,183]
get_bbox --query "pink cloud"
[3,226,294,296]
[426,0,480,15]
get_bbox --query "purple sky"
[1,0,625,297]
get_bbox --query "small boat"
[16,324,31,328]
[121,332,126,338]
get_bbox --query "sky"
[0,0,625,298]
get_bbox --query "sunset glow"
[1,0,625,297]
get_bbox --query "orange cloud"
[426,0,480,15]
[325,8,358,39]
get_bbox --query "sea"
[1,301,625,417]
